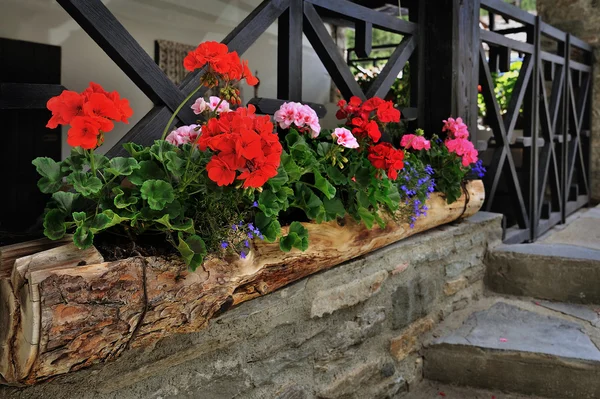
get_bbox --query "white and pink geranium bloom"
[274,102,321,138]
[331,127,359,149]
[191,96,231,115]
[166,124,201,146]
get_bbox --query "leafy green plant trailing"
[34,41,482,271]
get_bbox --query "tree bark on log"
[0,180,484,385]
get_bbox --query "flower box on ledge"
[0,180,483,386]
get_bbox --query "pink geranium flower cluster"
[191,96,231,115]
[442,117,469,139]
[442,117,478,166]
[166,124,201,146]
[400,134,431,151]
[274,102,321,138]
[331,127,359,149]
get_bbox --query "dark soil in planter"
[94,230,177,262]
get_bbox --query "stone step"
[407,379,551,398]
[485,243,600,303]
[423,301,600,398]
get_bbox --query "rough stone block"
[310,270,388,318]
[276,385,308,399]
[389,317,435,361]
[317,361,380,399]
[328,307,386,351]
[444,277,468,296]
[317,361,405,399]
[391,276,439,330]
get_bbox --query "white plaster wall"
[0,0,332,159]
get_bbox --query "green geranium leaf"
[356,191,373,209]
[43,209,66,240]
[129,160,166,185]
[73,226,94,249]
[123,142,151,160]
[357,207,375,229]
[67,172,103,196]
[72,211,87,227]
[106,157,140,177]
[317,142,332,157]
[267,165,289,189]
[285,129,304,147]
[92,153,110,170]
[164,151,186,177]
[374,212,386,229]
[155,214,195,234]
[314,171,336,200]
[258,189,289,218]
[90,210,130,233]
[323,197,346,221]
[61,147,86,173]
[150,140,177,162]
[293,184,325,223]
[51,191,79,215]
[177,233,207,271]
[165,200,183,220]
[354,163,373,186]
[254,212,282,242]
[279,221,309,252]
[113,187,139,209]
[281,152,303,182]
[326,165,347,185]
[32,157,63,193]
[140,179,175,210]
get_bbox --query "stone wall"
[537,0,600,202]
[0,212,502,399]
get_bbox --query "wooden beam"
[366,36,415,99]
[277,0,303,101]
[303,2,365,100]
[305,0,417,34]
[354,20,373,58]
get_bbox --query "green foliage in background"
[478,60,522,117]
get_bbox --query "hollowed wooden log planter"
[0,180,484,386]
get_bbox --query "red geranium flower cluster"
[46,82,133,150]
[367,142,405,180]
[183,41,258,102]
[200,104,282,188]
[336,96,401,143]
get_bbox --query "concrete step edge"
[490,243,600,262]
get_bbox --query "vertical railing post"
[277,0,303,101]
[418,0,480,138]
[561,34,571,223]
[529,17,541,241]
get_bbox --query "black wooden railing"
[0,0,594,243]
[478,0,592,243]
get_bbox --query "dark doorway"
[0,38,62,241]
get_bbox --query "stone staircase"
[417,205,600,398]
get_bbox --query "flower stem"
[88,149,97,177]
[161,85,203,140]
